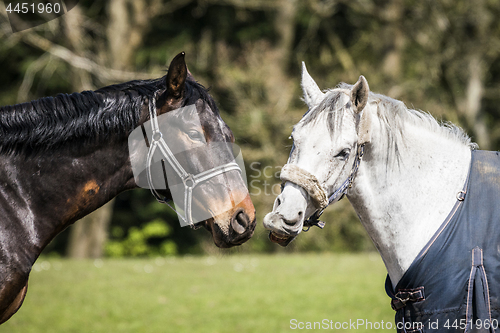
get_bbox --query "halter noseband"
[280,143,365,230]
[145,94,242,227]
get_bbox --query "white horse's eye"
[335,148,351,161]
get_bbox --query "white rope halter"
[145,94,242,227]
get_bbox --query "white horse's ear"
[301,62,324,108]
[351,75,369,114]
[357,106,372,145]
[351,76,371,144]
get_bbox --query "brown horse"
[0,52,256,324]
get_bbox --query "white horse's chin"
[263,211,302,247]
[263,184,312,246]
[262,183,309,247]
[269,230,295,247]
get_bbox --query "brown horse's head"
[131,53,256,248]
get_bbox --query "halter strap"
[279,144,365,230]
[145,95,242,227]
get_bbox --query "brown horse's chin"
[202,216,256,248]
[204,219,232,248]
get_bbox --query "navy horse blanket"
[386,150,500,333]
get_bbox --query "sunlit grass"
[1,253,393,333]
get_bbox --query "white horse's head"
[263,63,372,246]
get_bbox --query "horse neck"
[347,111,471,287]
[0,139,134,255]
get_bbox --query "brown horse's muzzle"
[206,193,256,248]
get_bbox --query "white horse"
[263,63,500,330]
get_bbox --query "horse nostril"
[283,211,303,226]
[231,210,249,235]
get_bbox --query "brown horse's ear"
[351,75,369,114]
[166,52,187,99]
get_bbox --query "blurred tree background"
[1,0,500,257]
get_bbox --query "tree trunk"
[64,6,114,258]
[457,0,491,149]
[65,0,150,258]
[274,0,296,72]
[382,0,405,81]
[269,0,297,114]
[106,0,149,70]
[464,54,490,149]
[67,201,114,259]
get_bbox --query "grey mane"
[301,82,476,166]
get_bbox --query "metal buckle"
[183,174,195,188]
[152,131,162,142]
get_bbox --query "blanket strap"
[465,246,494,333]
[391,287,425,311]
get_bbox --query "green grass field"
[1,253,394,332]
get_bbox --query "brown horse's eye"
[187,130,204,142]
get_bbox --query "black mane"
[0,76,215,155]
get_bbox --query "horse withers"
[264,63,500,331]
[0,52,256,324]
